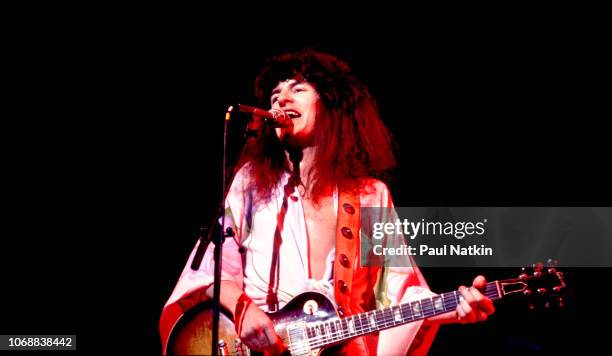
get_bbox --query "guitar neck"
[304,281,502,349]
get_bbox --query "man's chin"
[281,132,313,149]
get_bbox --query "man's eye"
[271,96,278,103]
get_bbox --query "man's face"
[270,79,321,146]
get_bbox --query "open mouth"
[284,110,301,119]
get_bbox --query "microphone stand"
[189,105,263,356]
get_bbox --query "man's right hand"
[206,281,285,354]
[238,303,285,354]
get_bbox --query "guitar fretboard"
[303,281,501,350]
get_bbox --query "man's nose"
[277,91,293,107]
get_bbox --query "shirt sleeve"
[159,166,251,352]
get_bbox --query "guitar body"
[167,291,341,356]
[166,266,566,355]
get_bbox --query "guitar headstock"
[499,259,567,310]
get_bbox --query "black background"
[1,5,610,355]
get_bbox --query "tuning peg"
[547,258,558,267]
[537,288,547,295]
[533,270,542,278]
[558,297,565,308]
[520,267,528,277]
[553,286,563,293]
[533,262,544,271]
[523,289,532,296]
[547,267,557,274]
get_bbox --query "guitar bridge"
[286,321,310,356]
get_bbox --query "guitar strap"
[266,180,295,312]
[333,184,361,317]
[266,184,292,313]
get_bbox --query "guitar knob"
[537,288,547,295]
[558,297,565,308]
[547,268,557,274]
[533,271,542,277]
[218,340,229,356]
[533,262,544,271]
[553,286,562,293]
[519,273,528,280]
[528,303,536,311]
[523,289,532,296]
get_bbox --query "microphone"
[238,104,289,127]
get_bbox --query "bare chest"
[300,195,336,280]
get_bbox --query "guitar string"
[303,307,492,349]
[286,290,493,354]
[302,306,447,349]
[303,288,500,346]
[300,289,500,348]
[287,283,501,350]
[294,277,563,351]
[303,300,483,350]
[236,278,549,352]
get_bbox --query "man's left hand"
[456,275,495,323]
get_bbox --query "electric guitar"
[166,264,566,355]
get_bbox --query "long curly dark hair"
[237,49,396,205]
